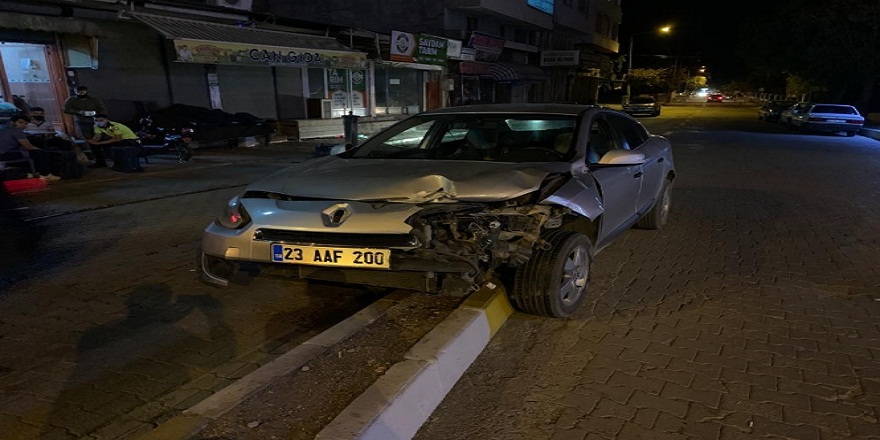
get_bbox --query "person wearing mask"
[0,115,60,180]
[62,86,106,141]
[25,107,73,150]
[86,114,140,168]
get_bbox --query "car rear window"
[812,105,858,114]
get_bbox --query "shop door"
[216,64,276,119]
[425,79,440,110]
[0,42,66,129]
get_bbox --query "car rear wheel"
[636,181,672,230]
[512,230,592,318]
[845,131,857,137]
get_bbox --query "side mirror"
[598,150,646,165]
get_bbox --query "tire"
[512,230,592,318]
[636,181,672,230]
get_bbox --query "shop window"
[375,66,422,115]
[466,17,479,33]
[59,34,98,69]
[308,68,325,98]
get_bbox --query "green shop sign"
[390,31,448,66]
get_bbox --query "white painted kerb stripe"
[316,307,491,440]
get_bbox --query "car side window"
[587,118,622,164]
[607,114,648,150]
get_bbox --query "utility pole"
[625,26,671,104]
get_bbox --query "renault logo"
[321,204,352,227]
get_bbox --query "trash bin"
[343,112,359,146]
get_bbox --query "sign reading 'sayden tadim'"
[172,38,367,69]
[390,31,448,66]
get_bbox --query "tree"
[738,0,880,109]
[627,68,668,94]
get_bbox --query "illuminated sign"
[528,0,554,14]
[172,39,366,69]
[390,31,448,66]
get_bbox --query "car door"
[582,114,642,243]
[606,113,666,216]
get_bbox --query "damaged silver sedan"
[199,104,675,318]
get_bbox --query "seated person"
[86,114,140,168]
[25,107,73,151]
[0,115,60,180]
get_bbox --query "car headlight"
[216,195,251,229]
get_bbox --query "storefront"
[449,32,546,105]
[0,11,101,134]
[132,13,368,120]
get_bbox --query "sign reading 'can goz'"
[172,39,367,69]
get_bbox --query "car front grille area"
[254,229,421,248]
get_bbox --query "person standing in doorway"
[62,86,106,142]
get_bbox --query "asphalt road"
[414,104,880,439]
[0,148,411,439]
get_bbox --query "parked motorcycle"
[136,115,195,163]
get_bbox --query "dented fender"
[542,176,603,219]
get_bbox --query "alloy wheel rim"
[560,245,588,307]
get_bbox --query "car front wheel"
[512,230,592,318]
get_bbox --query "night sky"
[619,0,775,86]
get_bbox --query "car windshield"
[349,114,578,162]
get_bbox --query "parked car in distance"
[758,100,797,122]
[622,95,661,117]
[780,102,864,136]
[706,93,724,103]
[199,103,676,318]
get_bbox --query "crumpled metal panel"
[247,158,570,202]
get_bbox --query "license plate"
[271,243,391,269]
[826,119,844,124]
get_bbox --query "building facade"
[0,0,620,138]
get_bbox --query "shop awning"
[0,12,102,36]
[375,60,444,71]
[132,13,367,69]
[489,62,546,82]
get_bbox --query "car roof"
[421,103,597,116]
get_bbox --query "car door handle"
[633,172,643,178]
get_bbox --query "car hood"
[248,157,569,203]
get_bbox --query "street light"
[626,25,672,102]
